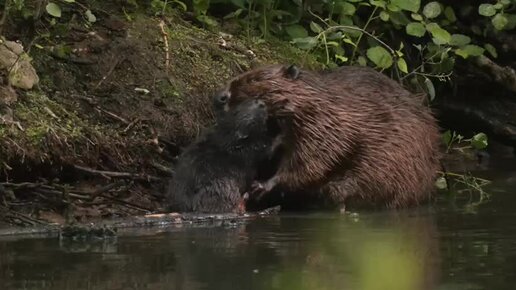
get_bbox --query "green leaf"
[492,13,508,30]
[230,0,246,8]
[471,133,488,150]
[442,130,452,145]
[285,25,308,39]
[366,46,393,69]
[397,58,408,73]
[435,176,448,190]
[494,3,503,9]
[423,2,441,19]
[449,34,471,46]
[424,77,435,101]
[501,0,511,5]
[386,3,400,12]
[463,44,485,56]
[454,49,469,59]
[291,37,318,50]
[342,37,357,47]
[341,2,356,16]
[335,54,348,63]
[46,2,62,18]
[370,0,386,8]
[85,9,96,23]
[478,4,496,17]
[411,13,423,21]
[455,44,485,59]
[309,21,323,33]
[223,8,243,19]
[380,11,390,21]
[390,0,420,13]
[442,7,456,23]
[357,56,367,66]
[484,43,498,58]
[63,0,75,2]
[426,22,451,44]
[406,22,426,37]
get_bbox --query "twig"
[95,107,129,124]
[150,161,174,176]
[86,180,126,198]
[158,20,170,70]
[123,117,141,133]
[94,56,123,89]
[0,204,48,225]
[73,165,161,181]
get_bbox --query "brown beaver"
[213,64,441,210]
[166,99,277,214]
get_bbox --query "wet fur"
[216,65,441,208]
[166,99,273,213]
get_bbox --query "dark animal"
[213,64,441,211]
[166,99,276,213]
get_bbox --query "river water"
[1,152,515,290]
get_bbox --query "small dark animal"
[166,99,275,213]
[213,64,441,211]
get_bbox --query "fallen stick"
[73,165,161,181]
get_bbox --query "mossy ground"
[0,4,323,226]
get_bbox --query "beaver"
[213,64,441,210]
[166,99,277,214]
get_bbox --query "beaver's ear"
[284,64,300,80]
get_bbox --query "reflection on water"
[0,154,515,290]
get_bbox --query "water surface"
[1,152,515,290]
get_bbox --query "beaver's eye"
[217,95,229,104]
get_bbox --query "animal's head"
[212,64,301,117]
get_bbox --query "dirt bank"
[0,3,321,226]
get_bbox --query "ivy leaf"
[340,2,356,16]
[366,46,393,69]
[492,13,508,30]
[335,54,349,63]
[230,0,246,8]
[85,9,96,23]
[484,43,498,58]
[463,44,485,56]
[46,2,62,18]
[435,176,448,190]
[423,2,441,19]
[390,0,420,13]
[449,34,471,46]
[426,22,451,44]
[442,130,452,145]
[285,25,308,39]
[478,4,496,17]
[471,133,488,150]
[369,0,386,8]
[387,3,400,12]
[309,21,323,33]
[380,11,390,21]
[406,22,426,37]
[397,58,408,73]
[357,56,367,66]
[424,77,435,101]
[455,44,485,59]
[411,13,423,21]
[291,37,318,50]
[444,6,456,22]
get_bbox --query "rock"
[0,37,39,90]
[0,85,17,105]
